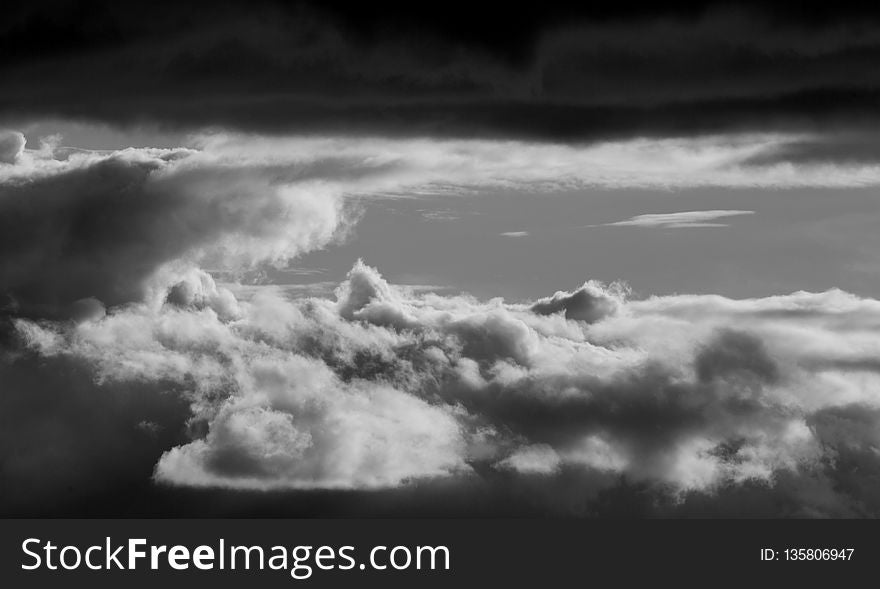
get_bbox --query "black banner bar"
[0,519,875,587]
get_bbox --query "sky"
[4,1,880,517]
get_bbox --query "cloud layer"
[5,129,880,315]
[7,3,880,142]
[11,259,880,515]
[4,128,880,515]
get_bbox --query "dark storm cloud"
[5,1,880,141]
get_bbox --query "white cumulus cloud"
[12,259,880,514]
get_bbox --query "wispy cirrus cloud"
[599,210,755,229]
[418,209,462,222]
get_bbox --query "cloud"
[10,258,880,515]
[6,2,880,517]
[601,210,755,229]
[0,143,353,315]
[500,231,529,237]
[0,130,25,164]
[4,128,880,514]
[3,128,880,318]
[6,4,880,141]
[497,444,561,475]
[419,210,462,221]
[530,281,625,323]
[741,132,880,167]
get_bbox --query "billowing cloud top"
[0,130,25,164]
[12,259,880,516]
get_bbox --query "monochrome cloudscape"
[3,129,880,517]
